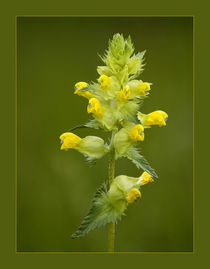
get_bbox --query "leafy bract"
[124,147,158,179]
[72,184,124,239]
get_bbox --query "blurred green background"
[17,17,193,252]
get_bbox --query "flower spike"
[60,34,168,245]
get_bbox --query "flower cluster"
[59,34,168,239]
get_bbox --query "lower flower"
[108,171,154,211]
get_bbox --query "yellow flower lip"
[98,75,110,88]
[87,98,102,117]
[127,188,141,203]
[139,171,154,185]
[129,124,144,142]
[74,81,94,99]
[138,82,151,96]
[59,132,81,151]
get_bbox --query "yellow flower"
[74,82,94,99]
[138,82,151,95]
[98,75,110,89]
[127,188,141,203]
[87,98,102,117]
[60,132,81,151]
[137,110,168,127]
[129,124,144,142]
[127,80,151,97]
[119,85,130,100]
[140,171,154,185]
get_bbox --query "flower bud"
[74,82,94,99]
[127,58,142,76]
[137,110,168,127]
[97,66,113,77]
[87,98,102,117]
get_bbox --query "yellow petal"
[98,75,110,89]
[138,110,168,127]
[138,82,150,95]
[127,188,141,203]
[87,98,102,117]
[129,124,144,142]
[74,82,94,99]
[140,171,154,185]
[119,85,130,100]
[59,132,81,150]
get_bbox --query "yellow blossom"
[129,124,144,142]
[60,132,81,151]
[140,171,154,185]
[98,75,110,89]
[138,82,151,95]
[87,98,102,117]
[74,82,94,99]
[127,188,141,203]
[120,85,130,100]
[138,110,168,127]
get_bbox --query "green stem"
[107,131,116,252]
[108,222,115,252]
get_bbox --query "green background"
[17,17,193,252]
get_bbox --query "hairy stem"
[107,131,116,252]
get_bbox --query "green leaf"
[68,120,103,132]
[72,183,123,239]
[77,86,95,93]
[84,119,104,130]
[68,124,88,132]
[125,147,158,179]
